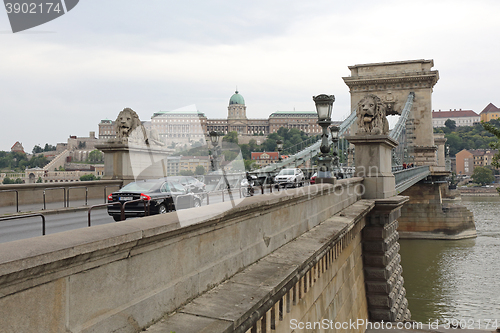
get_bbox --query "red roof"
[480,103,499,114]
[251,152,279,160]
[432,110,479,118]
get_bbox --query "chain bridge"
[0,60,476,333]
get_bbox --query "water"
[399,196,500,325]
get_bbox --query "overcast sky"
[1,0,500,152]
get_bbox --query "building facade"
[432,109,480,127]
[455,149,498,176]
[479,103,500,122]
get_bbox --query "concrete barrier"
[0,180,123,208]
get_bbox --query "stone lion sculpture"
[356,94,389,135]
[114,108,164,146]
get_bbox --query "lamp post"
[276,139,283,162]
[330,125,340,176]
[445,145,451,172]
[209,131,221,171]
[313,94,335,182]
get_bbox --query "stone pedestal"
[96,141,174,184]
[363,196,411,322]
[345,135,398,199]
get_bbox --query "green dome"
[229,90,245,105]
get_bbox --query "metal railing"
[394,165,431,193]
[43,187,67,210]
[0,213,46,235]
[0,189,19,212]
[67,186,88,207]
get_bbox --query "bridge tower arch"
[343,59,439,165]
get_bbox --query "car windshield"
[279,169,295,176]
[119,181,160,192]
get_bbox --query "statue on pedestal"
[356,94,389,135]
[114,108,164,146]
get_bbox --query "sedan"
[310,172,317,185]
[107,178,202,221]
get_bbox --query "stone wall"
[0,180,122,208]
[0,179,365,333]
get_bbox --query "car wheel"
[158,204,167,214]
[193,199,201,207]
[113,215,122,222]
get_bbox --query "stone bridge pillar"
[343,59,440,166]
[346,114,411,321]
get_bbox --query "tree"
[87,150,103,162]
[195,165,205,175]
[80,174,99,181]
[471,166,494,186]
[244,159,257,171]
[222,131,238,144]
[2,177,13,184]
[482,120,500,168]
[445,119,456,131]
[32,145,43,154]
[179,170,195,176]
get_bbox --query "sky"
[1,0,500,152]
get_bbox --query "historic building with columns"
[98,90,323,147]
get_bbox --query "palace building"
[99,90,324,146]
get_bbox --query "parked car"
[274,168,305,187]
[167,176,206,197]
[107,178,202,221]
[310,172,317,185]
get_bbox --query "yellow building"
[480,103,500,122]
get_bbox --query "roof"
[480,103,499,114]
[153,104,206,117]
[251,152,279,159]
[269,111,317,117]
[229,91,245,105]
[432,109,479,118]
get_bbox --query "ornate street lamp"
[313,94,335,182]
[209,131,221,171]
[330,125,340,176]
[276,139,283,162]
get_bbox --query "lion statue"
[114,107,164,146]
[356,94,389,135]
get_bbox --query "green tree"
[482,120,500,168]
[179,170,195,176]
[43,143,56,151]
[87,150,103,162]
[222,131,238,144]
[471,166,494,185]
[445,119,456,131]
[195,165,205,175]
[80,174,99,181]
[244,159,257,171]
[2,177,13,184]
[32,145,43,154]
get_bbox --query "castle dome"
[229,90,245,106]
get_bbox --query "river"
[399,196,500,326]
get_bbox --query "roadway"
[0,186,284,244]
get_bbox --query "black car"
[107,178,202,221]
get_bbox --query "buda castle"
[100,91,324,146]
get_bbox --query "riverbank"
[458,186,499,196]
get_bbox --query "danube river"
[399,196,500,325]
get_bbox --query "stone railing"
[0,178,365,332]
